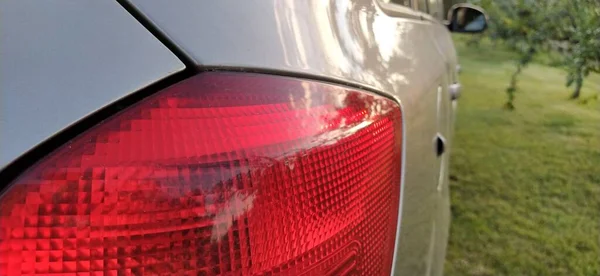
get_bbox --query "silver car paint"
[0,0,185,168]
[128,0,457,275]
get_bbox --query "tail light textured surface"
[0,73,403,275]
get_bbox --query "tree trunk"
[570,78,583,99]
[570,85,582,99]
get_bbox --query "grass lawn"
[444,35,600,276]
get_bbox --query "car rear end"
[0,0,483,275]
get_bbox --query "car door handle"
[449,83,461,100]
[435,134,446,157]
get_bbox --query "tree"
[562,0,600,99]
[469,0,600,107]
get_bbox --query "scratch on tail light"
[0,72,403,275]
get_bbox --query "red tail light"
[0,73,402,275]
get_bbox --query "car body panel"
[127,0,457,274]
[0,0,185,169]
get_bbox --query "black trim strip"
[0,67,401,191]
[116,0,197,69]
[0,70,195,192]
[200,66,400,104]
[0,67,405,194]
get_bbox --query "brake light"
[0,73,402,275]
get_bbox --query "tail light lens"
[0,73,402,275]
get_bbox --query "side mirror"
[446,4,488,33]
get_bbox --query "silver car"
[0,1,485,275]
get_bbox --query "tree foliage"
[469,0,600,108]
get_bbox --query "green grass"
[444,35,600,276]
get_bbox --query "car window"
[427,0,444,20]
[384,0,411,7]
[416,0,429,13]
